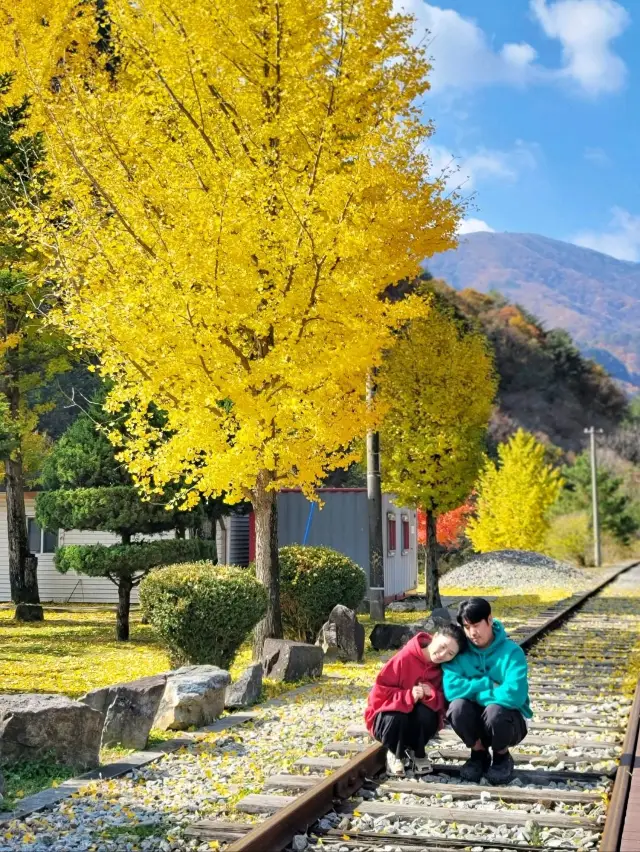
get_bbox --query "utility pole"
[584,426,604,568]
[367,372,385,621]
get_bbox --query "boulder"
[315,605,365,662]
[225,663,263,709]
[430,607,457,626]
[154,666,231,731]
[387,601,417,613]
[81,674,167,750]
[0,694,103,768]
[262,639,324,682]
[369,623,419,651]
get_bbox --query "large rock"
[316,605,365,662]
[225,663,263,709]
[387,600,417,613]
[369,623,419,651]
[0,694,103,768]
[81,674,167,750]
[154,666,231,731]
[262,639,324,682]
[431,607,457,626]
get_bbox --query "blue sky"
[394,0,640,260]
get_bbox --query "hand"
[411,684,425,702]
[419,682,435,700]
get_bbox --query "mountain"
[423,281,628,456]
[427,232,640,392]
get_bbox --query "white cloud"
[393,1,538,92]
[392,0,630,97]
[531,0,629,95]
[572,208,640,261]
[459,218,495,235]
[584,146,611,166]
[428,141,539,193]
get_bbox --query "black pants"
[373,703,439,759]
[447,699,527,752]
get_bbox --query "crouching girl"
[364,624,466,776]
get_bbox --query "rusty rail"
[518,561,638,651]
[227,742,385,851]
[599,677,640,852]
[228,560,639,852]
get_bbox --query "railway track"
[186,561,640,852]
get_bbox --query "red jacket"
[364,632,446,734]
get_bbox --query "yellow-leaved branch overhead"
[1,0,463,649]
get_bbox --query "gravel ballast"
[442,550,592,591]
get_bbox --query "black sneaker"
[459,749,490,783]
[486,750,515,785]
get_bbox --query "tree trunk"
[116,577,133,641]
[5,455,43,622]
[426,509,442,609]
[252,470,282,658]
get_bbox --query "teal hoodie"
[442,619,532,719]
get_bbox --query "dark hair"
[457,597,492,626]
[435,622,467,652]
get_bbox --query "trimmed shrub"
[36,486,199,536]
[543,512,590,566]
[56,538,216,579]
[279,545,366,642]
[139,563,267,668]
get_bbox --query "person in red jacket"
[365,624,467,776]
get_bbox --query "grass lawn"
[0,588,571,809]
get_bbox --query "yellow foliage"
[1,0,463,508]
[467,429,564,553]
[379,306,496,513]
[0,607,170,698]
[542,511,590,566]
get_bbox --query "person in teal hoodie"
[442,597,532,784]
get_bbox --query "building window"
[27,518,58,554]
[387,512,397,554]
[402,515,410,553]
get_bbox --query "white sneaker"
[386,750,405,776]
[407,750,433,775]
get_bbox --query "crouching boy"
[443,597,531,784]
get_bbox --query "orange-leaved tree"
[418,501,474,549]
[2,0,462,651]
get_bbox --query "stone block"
[262,639,324,682]
[0,694,103,769]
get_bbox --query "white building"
[0,492,249,604]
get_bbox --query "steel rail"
[599,677,640,852]
[228,560,639,852]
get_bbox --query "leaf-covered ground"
[0,590,571,811]
[0,590,569,696]
[2,567,639,851]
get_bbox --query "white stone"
[153,666,231,731]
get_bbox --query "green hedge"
[36,486,198,536]
[139,563,267,668]
[56,538,217,580]
[279,545,366,642]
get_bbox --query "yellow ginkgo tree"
[379,299,496,607]
[2,0,463,649]
[467,429,564,554]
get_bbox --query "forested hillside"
[427,232,640,392]
[426,280,628,455]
